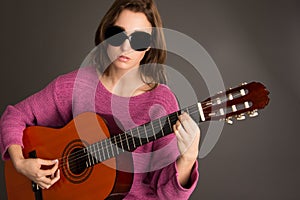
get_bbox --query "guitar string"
[66,105,199,160]
[62,109,194,170]
[60,96,236,171]
[61,95,237,170]
[65,105,198,159]
[64,91,249,169]
[62,107,202,170]
[59,94,240,170]
[59,98,232,170]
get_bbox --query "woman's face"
[106,9,152,72]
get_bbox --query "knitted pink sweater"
[0,67,198,199]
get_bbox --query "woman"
[0,0,200,199]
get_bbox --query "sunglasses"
[104,26,152,51]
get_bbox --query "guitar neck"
[84,103,203,167]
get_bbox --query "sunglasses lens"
[130,32,151,51]
[105,26,152,51]
[105,26,127,46]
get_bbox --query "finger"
[173,120,181,132]
[50,169,60,185]
[38,159,58,166]
[40,160,59,177]
[51,162,59,178]
[38,184,46,190]
[179,114,198,136]
[36,176,52,188]
[39,182,51,190]
[178,124,192,146]
[173,124,183,141]
[43,169,60,189]
[178,112,188,122]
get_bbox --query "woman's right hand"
[14,157,60,189]
[8,144,60,189]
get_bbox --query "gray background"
[1,0,299,199]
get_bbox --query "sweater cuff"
[174,159,199,191]
[2,141,24,161]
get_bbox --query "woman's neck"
[99,67,150,97]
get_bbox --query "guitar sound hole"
[68,148,88,175]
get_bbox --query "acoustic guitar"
[4,81,270,200]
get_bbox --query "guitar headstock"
[201,82,270,124]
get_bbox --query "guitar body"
[5,112,133,200]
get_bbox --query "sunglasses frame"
[104,26,152,51]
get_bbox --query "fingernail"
[53,159,58,163]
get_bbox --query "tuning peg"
[249,110,259,117]
[241,82,247,86]
[225,117,233,124]
[236,114,246,120]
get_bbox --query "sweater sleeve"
[0,75,73,160]
[125,85,199,200]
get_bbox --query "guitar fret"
[146,123,157,140]
[87,147,92,167]
[167,116,172,133]
[110,138,115,157]
[105,139,110,159]
[143,124,150,142]
[163,116,170,134]
[91,145,95,165]
[96,142,102,162]
[135,128,142,146]
[130,128,138,147]
[124,132,130,151]
[94,144,98,164]
[114,136,119,155]
[162,116,172,136]
[150,121,156,140]
[138,126,148,143]
[100,141,106,160]
[93,144,97,163]
[126,130,135,150]
[154,119,163,139]
[158,118,164,137]
[130,129,136,149]
[83,148,88,167]
[119,134,125,152]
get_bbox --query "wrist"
[176,156,197,187]
[180,151,198,162]
[8,145,25,172]
[177,155,196,168]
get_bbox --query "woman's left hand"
[173,112,200,186]
[173,112,200,162]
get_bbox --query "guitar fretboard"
[82,103,202,168]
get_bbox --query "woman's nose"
[120,38,131,52]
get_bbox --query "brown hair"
[94,0,167,85]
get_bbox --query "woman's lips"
[118,55,130,62]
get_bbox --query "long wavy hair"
[94,0,167,86]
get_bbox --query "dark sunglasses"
[104,26,152,51]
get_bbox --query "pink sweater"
[0,67,198,199]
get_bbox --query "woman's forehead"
[114,9,152,34]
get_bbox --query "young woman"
[0,0,200,199]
